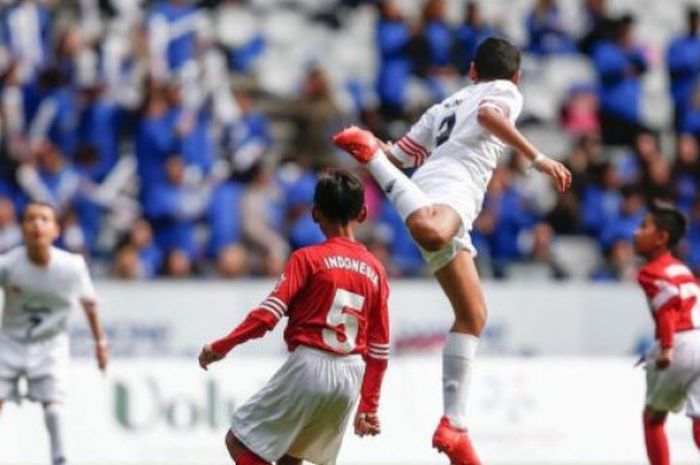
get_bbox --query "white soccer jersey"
[390,79,523,195]
[0,246,97,342]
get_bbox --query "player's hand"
[534,157,572,192]
[354,411,381,437]
[199,344,224,371]
[656,348,673,370]
[95,340,109,372]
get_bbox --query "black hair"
[313,169,364,225]
[473,37,521,81]
[22,201,58,222]
[649,200,687,248]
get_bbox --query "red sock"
[693,418,700,449]
[643,411,670,465]
[234,449,270,465]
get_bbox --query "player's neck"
[645,248,669,263]
[26,245,52,267]
[322,225,356,243]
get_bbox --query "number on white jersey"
[322,288,365,353]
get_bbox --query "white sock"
[442,332,479,429]
[44,403,67,465]
[366,152,431,221]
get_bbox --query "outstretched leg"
[643,408,670,465]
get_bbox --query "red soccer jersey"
[637,252,700,348]
[210,237,390,412]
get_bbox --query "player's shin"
[43,402,67,465]
[365,155,431,221]
[643,410,670,465]
[442,332,479,429]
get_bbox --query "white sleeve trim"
[652,281,679,310]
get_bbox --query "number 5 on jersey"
[322,289,365,353]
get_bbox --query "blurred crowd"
[0,0,698,280]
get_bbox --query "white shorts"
[645,330,700,417]
[231,346,364,465]
[412,158,483,259]
[0,331,69,403]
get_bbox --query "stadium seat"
[552,236,602,279]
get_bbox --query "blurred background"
[1,0,700,463]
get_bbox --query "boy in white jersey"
[333,38,572,465]
[0,202,108,465]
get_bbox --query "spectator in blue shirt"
[667,8,700,129]
[144,155,211,266]
[135,79,176,188]
[148,0,200,73]
[592,15,649,145]
[411,0,457,101]
[672,134,700,212]
[686,198,700,274]
[526,0,577,56]
[452,2,500,76]
[113,219,164,279]
[375,0,413,120]
[599,185,646,250]
[581,162,623,238]
[75,85,124,182]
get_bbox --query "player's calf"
[693,418,700,449]
[225,431,271,465]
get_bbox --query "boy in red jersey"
[633,201,700,465]
[198,169,390,465]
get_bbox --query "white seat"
[552,236,602,280]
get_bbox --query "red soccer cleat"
[332,126,379,164]
[432,417,482,465]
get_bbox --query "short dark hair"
[473,37,521,81]
[313,169,364,225]
[649,201,687,247]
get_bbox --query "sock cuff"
[444,332,479,359]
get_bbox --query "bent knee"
[408,214,452,252]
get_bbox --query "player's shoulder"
[639,254,693,283]
[0,245,25,264]
[51,246,89,271]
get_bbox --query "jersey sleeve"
[389,104,440,168]
[255,250,310,323]
[76,256,98,303]
[210,251,311,355]
[478,81,523,122]
[638,268,680,349]
[358,270,390,413]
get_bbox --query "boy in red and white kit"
[198,169,390,465]
[633,201,700,465]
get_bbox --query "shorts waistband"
[293,345,363,362]
[673,328,700,340]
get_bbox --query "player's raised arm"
[354,273,390,438]
[199,251,310,370]
[477,105,572,192]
